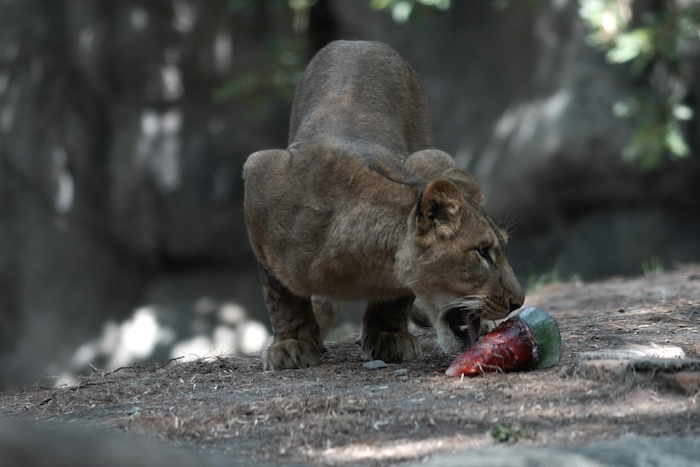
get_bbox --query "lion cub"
[244,40,524,370]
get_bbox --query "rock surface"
[1,0,700,388]
[363,359,388,370]
[415,435,700,467]
[0,1,291,387]
[329,0,700,278]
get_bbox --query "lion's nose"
[509,299,522,313]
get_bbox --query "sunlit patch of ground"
[63,299,269,387]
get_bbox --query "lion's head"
[395,168,524,354]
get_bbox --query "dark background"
[1,0,699,388]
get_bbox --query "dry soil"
[2,265,700,466]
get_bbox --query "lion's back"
[288,40,434,155]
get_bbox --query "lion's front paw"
[360,332,422,363]
[262,339,325,370]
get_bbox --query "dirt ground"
[2,265,700,466]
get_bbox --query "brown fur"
[243,41,524,370]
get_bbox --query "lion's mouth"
[446,307,481,351]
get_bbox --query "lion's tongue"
[460,310,479,350]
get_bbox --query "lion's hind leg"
[259,266,325,370]
[359,295,422,363]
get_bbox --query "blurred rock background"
[0,0,698,388]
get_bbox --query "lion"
[243,40,524,370]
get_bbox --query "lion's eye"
[476,246,491,263]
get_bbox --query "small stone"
[363,360,388,370]
[394,368,409,376]
[124,406,140,416]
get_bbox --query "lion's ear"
[415,179,465,239]
[441,168,484,206]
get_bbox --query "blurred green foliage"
[220,1,698,171]
[642,255,665,276]
[525,264,562,295]
[214,0,312,112]
[579,0,700,170]
[488,422,534,443]
[216,0,456,108]
[368,0,451,24]
[212,35,306,111]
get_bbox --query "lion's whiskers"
[401,278,426,288]
[443,295,484,310]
